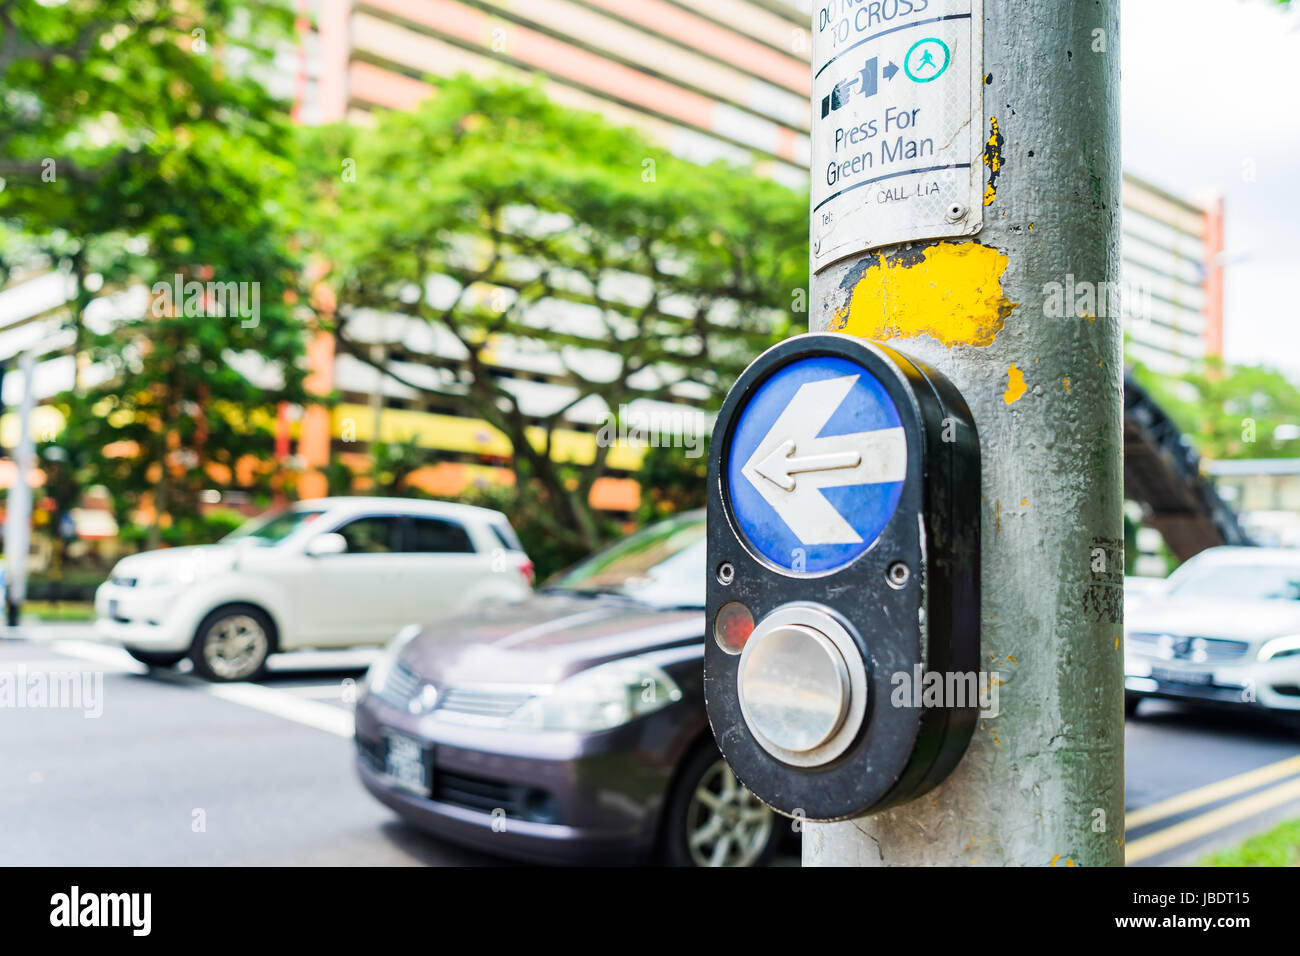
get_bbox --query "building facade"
[277,2,1234,508]
[1,1,1234,518]
[1120,172,1225,376]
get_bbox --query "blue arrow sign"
[726,355,907,573]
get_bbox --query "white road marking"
[276,683,356,702]
[48,640,146,673]
[43,639,355,736]
[205,682,354,737]
[265,648,379,671]
[0,657,135,673]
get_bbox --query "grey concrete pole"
[804,0,1124,865]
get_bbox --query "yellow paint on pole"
[1003,364,1027,404]
[830,242,1016,348]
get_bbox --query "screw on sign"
[704,333,980,820]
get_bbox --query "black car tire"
[189,604,274,682]
[124,648,186,669]
[661,744,782,867]
[1125,693,1142,718]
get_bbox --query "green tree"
[1132,356,1300,460]
[298,75,807,554]
[1,0,309,543]
[633,442,709,526]
[369,436,430,497]
[0,0,297,355]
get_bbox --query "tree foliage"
[0,0,308,541]
[298,75,807,552]
[1132,356,1300,460]
[0,0,297,335]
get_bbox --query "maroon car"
[354,512,783,866]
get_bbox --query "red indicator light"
[714,602,755,655]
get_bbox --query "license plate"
[107,598,120,619]
[383,731,432,797]
[1150,666,1213,686]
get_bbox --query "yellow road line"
[1126,775,1300,864]
[1125,753,1300,829]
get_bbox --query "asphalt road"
[3,623,1298,866]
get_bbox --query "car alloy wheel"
[685,758,775,867]
[201,613,269,681]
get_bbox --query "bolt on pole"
[804,0,1124,865]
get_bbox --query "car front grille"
[436,687,536,720]
[372,660,422,711]
[1127,632,1251,663]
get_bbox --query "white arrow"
[741,374,906,545]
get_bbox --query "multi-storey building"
[0,2,1233,518]
[1120,172,1225,375]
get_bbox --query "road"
[1,625,491,866]
[3,624,1298,866]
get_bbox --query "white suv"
[94,497,534,681]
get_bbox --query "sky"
[1122,0,1300,376]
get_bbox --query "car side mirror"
[304,532,348,557]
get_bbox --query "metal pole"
[805,0,1124,866]
[4,351,37,626]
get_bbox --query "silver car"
[1124,547,1300,718]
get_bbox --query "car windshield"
[222,508,326,547]
[547,515,706,608]
[1167,562,1300,602]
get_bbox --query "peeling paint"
[1063,376,1071,393]
[1004,364,1027,404]
[983,116,1004,206]
[831,241,1017,348]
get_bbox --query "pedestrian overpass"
[1124,371,1252,561]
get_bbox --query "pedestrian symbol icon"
[904,37,950,83]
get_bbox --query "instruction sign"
[812,0,984,272]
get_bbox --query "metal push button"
[735,606,868,768]
[739,624,848,751]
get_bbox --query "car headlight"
[506,657,683,733]
[1259,635,1300,661]
[366,623,423,694]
